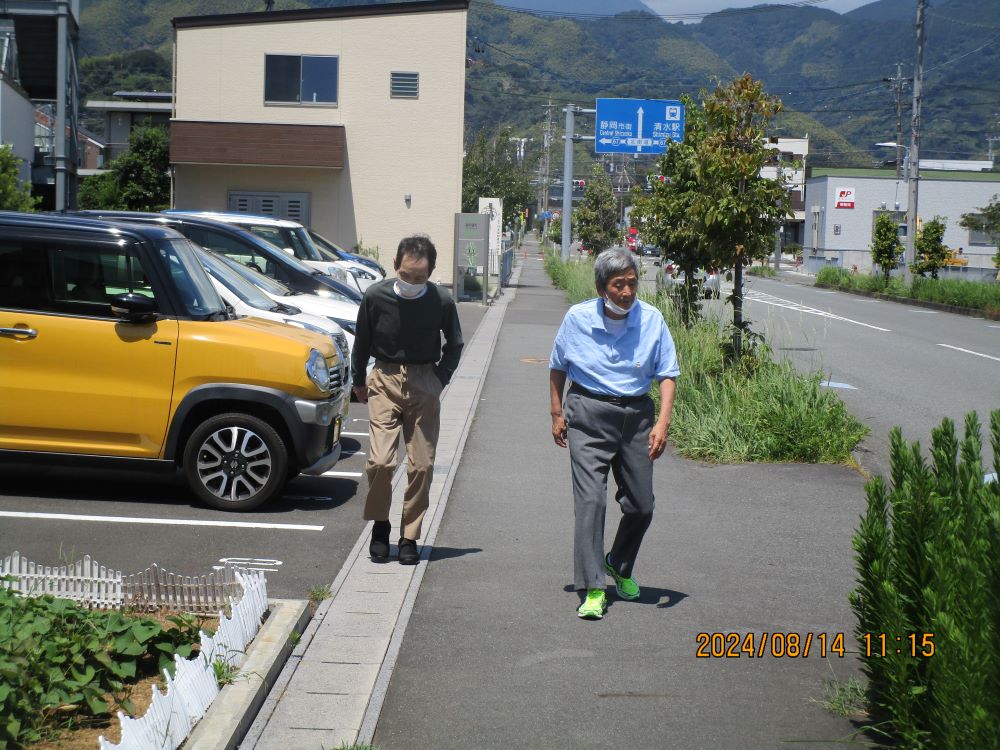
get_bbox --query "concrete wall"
[0,79,36,184]
[172,8,466,283]
[805,175,1000,273]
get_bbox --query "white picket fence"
[0,551,251,612]
[0,551,267,750]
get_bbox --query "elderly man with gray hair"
[549,247,679,619]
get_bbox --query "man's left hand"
[648,422,669,460]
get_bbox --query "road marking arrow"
[637,106,644,153]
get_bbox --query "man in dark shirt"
[351,235,464,564]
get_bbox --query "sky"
[641,0,875,16]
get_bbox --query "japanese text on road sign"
[595,98,684,154]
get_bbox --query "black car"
[640,244,660,258]
[72,211,362,304]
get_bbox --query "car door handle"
[0,327,38,339]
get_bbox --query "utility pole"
[561,105,576,262]
[905,0,926,285]
[884,62,910,181]
[540,100,554,238]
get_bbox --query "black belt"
[569,383,649,406]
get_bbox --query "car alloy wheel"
[183,413,288,511]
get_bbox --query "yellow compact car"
[0,212,348,510]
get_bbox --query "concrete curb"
[185,598,310,750]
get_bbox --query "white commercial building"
[170,1,468,284]
[804,168,1000,280]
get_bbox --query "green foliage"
[78,49,171,134]
[572,164,618,256]
[912,217,948,280]
[746,265,777,278]
[0,146,38,213]
[78,124,170,211]
[815,267,1000,314]
[849,412,1000,748]
[545,251,867,463]
[0,583,203,746]
[352,238,382,262]
[462,127,533,228]
[547,216,562,246]
[871,212,902,283]
[960,195,1000,270]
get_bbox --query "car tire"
[182,412,288,511]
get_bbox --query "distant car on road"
[640,245,659,258]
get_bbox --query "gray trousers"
[565,389,656,591]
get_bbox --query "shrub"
[746,265,777,278]
[849,412,1000,748]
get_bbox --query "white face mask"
[602,297,632,317]
[395,279,427,299]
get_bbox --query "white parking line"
[322,470,364,478]
[343,431,369,437]
[910,310,938,314]
[0,511,324,531]
[745,290,892,332]
[936,343,1000,363]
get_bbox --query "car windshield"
[307,230,347,262]
[241,224,326,263]
[196,248,279,311]
[213,249,354,304]
[155,239,228,319]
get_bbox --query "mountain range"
[77,0,1000,170]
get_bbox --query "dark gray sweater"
[351,279,464,387]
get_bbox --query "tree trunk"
[732,261,744,359]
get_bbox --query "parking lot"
[0,303,487,600]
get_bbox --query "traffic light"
[572,179,586,192]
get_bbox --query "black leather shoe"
[398,537,419,565]
[370,521,390,562]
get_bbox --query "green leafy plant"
[870,212,902,283]
[0,145,39,213]
[746,265,776,278]
[911,216,948,280]
[849,412,1000,748]
[0,582,204,747]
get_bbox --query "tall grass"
[816,266,1000,313]
[546,252,868,463]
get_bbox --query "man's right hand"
[352,385,368,403]
[551,413,568,448]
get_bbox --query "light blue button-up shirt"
[549,298,680,397]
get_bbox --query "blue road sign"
[595,98,684,154]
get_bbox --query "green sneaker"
[577,588,607,620]
[604,554,640,600]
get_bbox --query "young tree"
[462,127,533,228]
[912,216,948,280]
[696,74,791,358]
[0,145,39,212]
[630,95,712,327]
[960,195,1000,275]
[573,164,618,255]
[78,124,169,211]
[871,212,902,283]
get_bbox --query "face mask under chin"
[395,279,427,298]
[602,297,633,317]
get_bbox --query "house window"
[966,215,996,246]
[265,55,338,105]
[390,71,419,99]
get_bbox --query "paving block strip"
[185,598,310,750]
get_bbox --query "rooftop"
[810,167,1000,182]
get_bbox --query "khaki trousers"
[363,361,442,540]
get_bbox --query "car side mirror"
[282,247,296,256]
[110,293,158,324]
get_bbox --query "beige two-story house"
[170,1,468,283]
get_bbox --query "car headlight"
[329,316,356,335]
[306,348,330,392]
[349,267,377,281]
[284,318,329,338]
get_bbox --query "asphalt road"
[0,302,487,599]
[731,273,999,478]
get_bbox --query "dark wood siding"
[170,121,345,168]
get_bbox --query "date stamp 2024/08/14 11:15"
[695,631,937,659]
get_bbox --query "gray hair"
[594,248,639,293]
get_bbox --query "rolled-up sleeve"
[655,321,680,381]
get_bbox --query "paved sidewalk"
[373,249,870,749]
[247,241,871,750]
